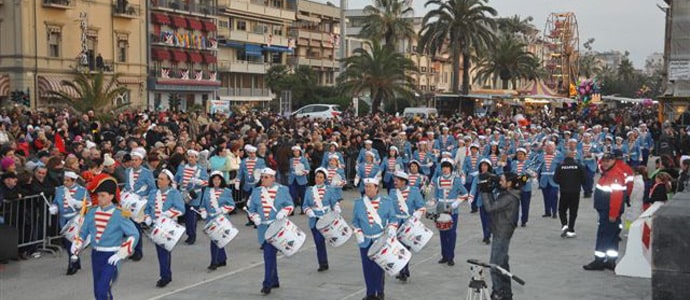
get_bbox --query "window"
[273,25,283,37]
[117,39,128,63]
[237,20,246,31]
[115,90,131,106]
[421,67,427,72]
[313,105,328,112]
[48,31,61,57]
[272,0,283,8]
[271,52,281,64]
[218,20,229,28]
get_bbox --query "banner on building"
[208,100,230,114]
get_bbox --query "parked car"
[292,104,342,120]
[402,107,438,119]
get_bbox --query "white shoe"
[566,232,577,238]
[561,225,568,231]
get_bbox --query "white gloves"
[386,226,397,237]
[306,210,316,218]
[144,216,153,226]
[70,241,81,256]
[200,210,208,220]
[451,200,461,209]
[355,231,365,244]
[107,253,123,265]
[413,210,423,220]
[49,204,58,215]
[333,203,342,214]
[234,181,240,190]
[67,197,82,209]
[354,175,360,187]
[251,214,262,226]
[276,210,287,220]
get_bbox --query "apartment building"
[0,0,147,108]
[148,0,220,111]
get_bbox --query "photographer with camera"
[469,159,497,244]
[480,172,523,300]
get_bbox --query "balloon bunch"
[635,85,651,98]
[576,78,601,104]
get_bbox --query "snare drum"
[367,236,412,277]
[61,215,84,243]
[264,218,306,257]
[149,217,185,252]
[315,212,352,248]
[435,213,453,231]
[203,214,239,248]
[120,192,146,222]
[397,216,433,252]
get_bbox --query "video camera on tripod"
[464,259,525,300]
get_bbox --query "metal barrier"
[1,193,60,256]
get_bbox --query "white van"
[402,107,438,119]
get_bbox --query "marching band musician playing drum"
[124,148,156,261]
[288,145,310,215]
[246,168,294,295]
[390,171,425,282]
[49,170,91,275]
[429,158,469,265]
[238,144,266,227]
[303,167,341,272]
[352,178,398,300]
[325,154,347,201]
[144,170,185,288]
[175,149,208,245]
[199,171,236,271]
[71,177,139,300]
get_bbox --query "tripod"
[465,259,526,300]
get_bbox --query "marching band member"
[199,171,235,270]
[429,159,469,265]
[351,178,398,300]
[613,136,624,153]
[49,170,91,275]
[288,145,310,215]
[407,160,428,190]
[511,148,534,227]
[578,132,600,198]
[71,178,139,300]
[238,144,266,226]
[623,131,642,168]
[432,151,455,180]
[413,140,434,176]
[469,159,495,244]
[144,170,185,288]
[487,142,506,175]
[454,137,469,171]
[381,146,404,194]
[357,140,381,165]
[124,149,156,261]
[303,168,341,272]
[463,144,484,213]
[321,141,346,169]
[397,131,413,165]
[356,151,382,196]
[175,149,208,245]
[637,123,654,166]
[536,142,563,219]
[434,126,456,153]
[391,171,425,282]
[247,168,294,295]
[325,154,347,201]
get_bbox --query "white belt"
[396,214,410,219]
[94,246,120,252]
[541,172,554,175]
[261,220,275,225]
[438,199,455,203]
[364,233,383,239]
[64,212,77,219]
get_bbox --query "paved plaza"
[0,187,651,300]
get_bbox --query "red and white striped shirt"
[439,177,452,198]
[364,164,372,177]
[154,192,168,219]
[246,159,256,177]
[63,187,78,209]
[516,161,525,174]
[408,174,418,186]
[368,199,380,225]
[388,158,396,171]
[182,165,197,186]
[545,154,554,170]
[94,208,114,242]
[327,168,337,182]
[261,188,277,218]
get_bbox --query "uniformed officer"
[303,168,341,272]
[238,144,266,226]
[71,177,139,300]
[352,178,398,300]
[124,149,156,261]
[583,152,626,271]
[288,145,310,215]
[199,171,235,270]
[49,171,91,275]
[390,171,425,282]
[430,158,469,265]
[144,170,185,288]
[247,168,294,295]
[175,149,209,245]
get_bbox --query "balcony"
[289,57,338,69]
[150,33,218,51]
[75,57,114,73]
[113,3,140,18]
[217,60,269,74]
[149,67,221,86]
[225,0,294,21]
[218,87,271,97]
[42,0,75,9]
[151,0,216,16]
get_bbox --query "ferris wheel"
[542,12,579,95]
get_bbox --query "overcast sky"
[344,0,667,67]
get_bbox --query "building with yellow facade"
[0,0,147,108]
[290,0,340,86]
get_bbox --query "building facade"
[215,0,295,105]
[148,0,220,111]
[290,0,340,86]
[0,0,148,108]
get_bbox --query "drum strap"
[396,189,409,216]
[261,187,277,218]
[312,186,324,208]
[210,188,220,212]
[363,196,382,228]
[129,168,147,194]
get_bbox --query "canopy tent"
[602,95,658,104]
[520,79,561,98]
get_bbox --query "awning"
[221,40,244,49]
[244,44,263,57]
[152,48,171,61]
[202,20,217,32]
[202,53,217,64]
[38,75,80,98]
[0,75,9,97]
[187,18,203,31]
[172,16,188,29]
[117,77,144,84]
[262,45,294,53]
[151,13,171,25]
[219,95,273,102]
[188,52,203,63]
[171,50,188,63]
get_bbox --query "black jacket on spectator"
[647,183,668,204]
[26,176,56,198]
[553,157,586,194]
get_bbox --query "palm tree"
[578,54,602,78]
[473,34,539,89]
[359,0,415,50]
[419,0,497,95]
[497,15,538,42]
[49,69,129,114]
[338,41,418,114]
[617,52,635,82]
